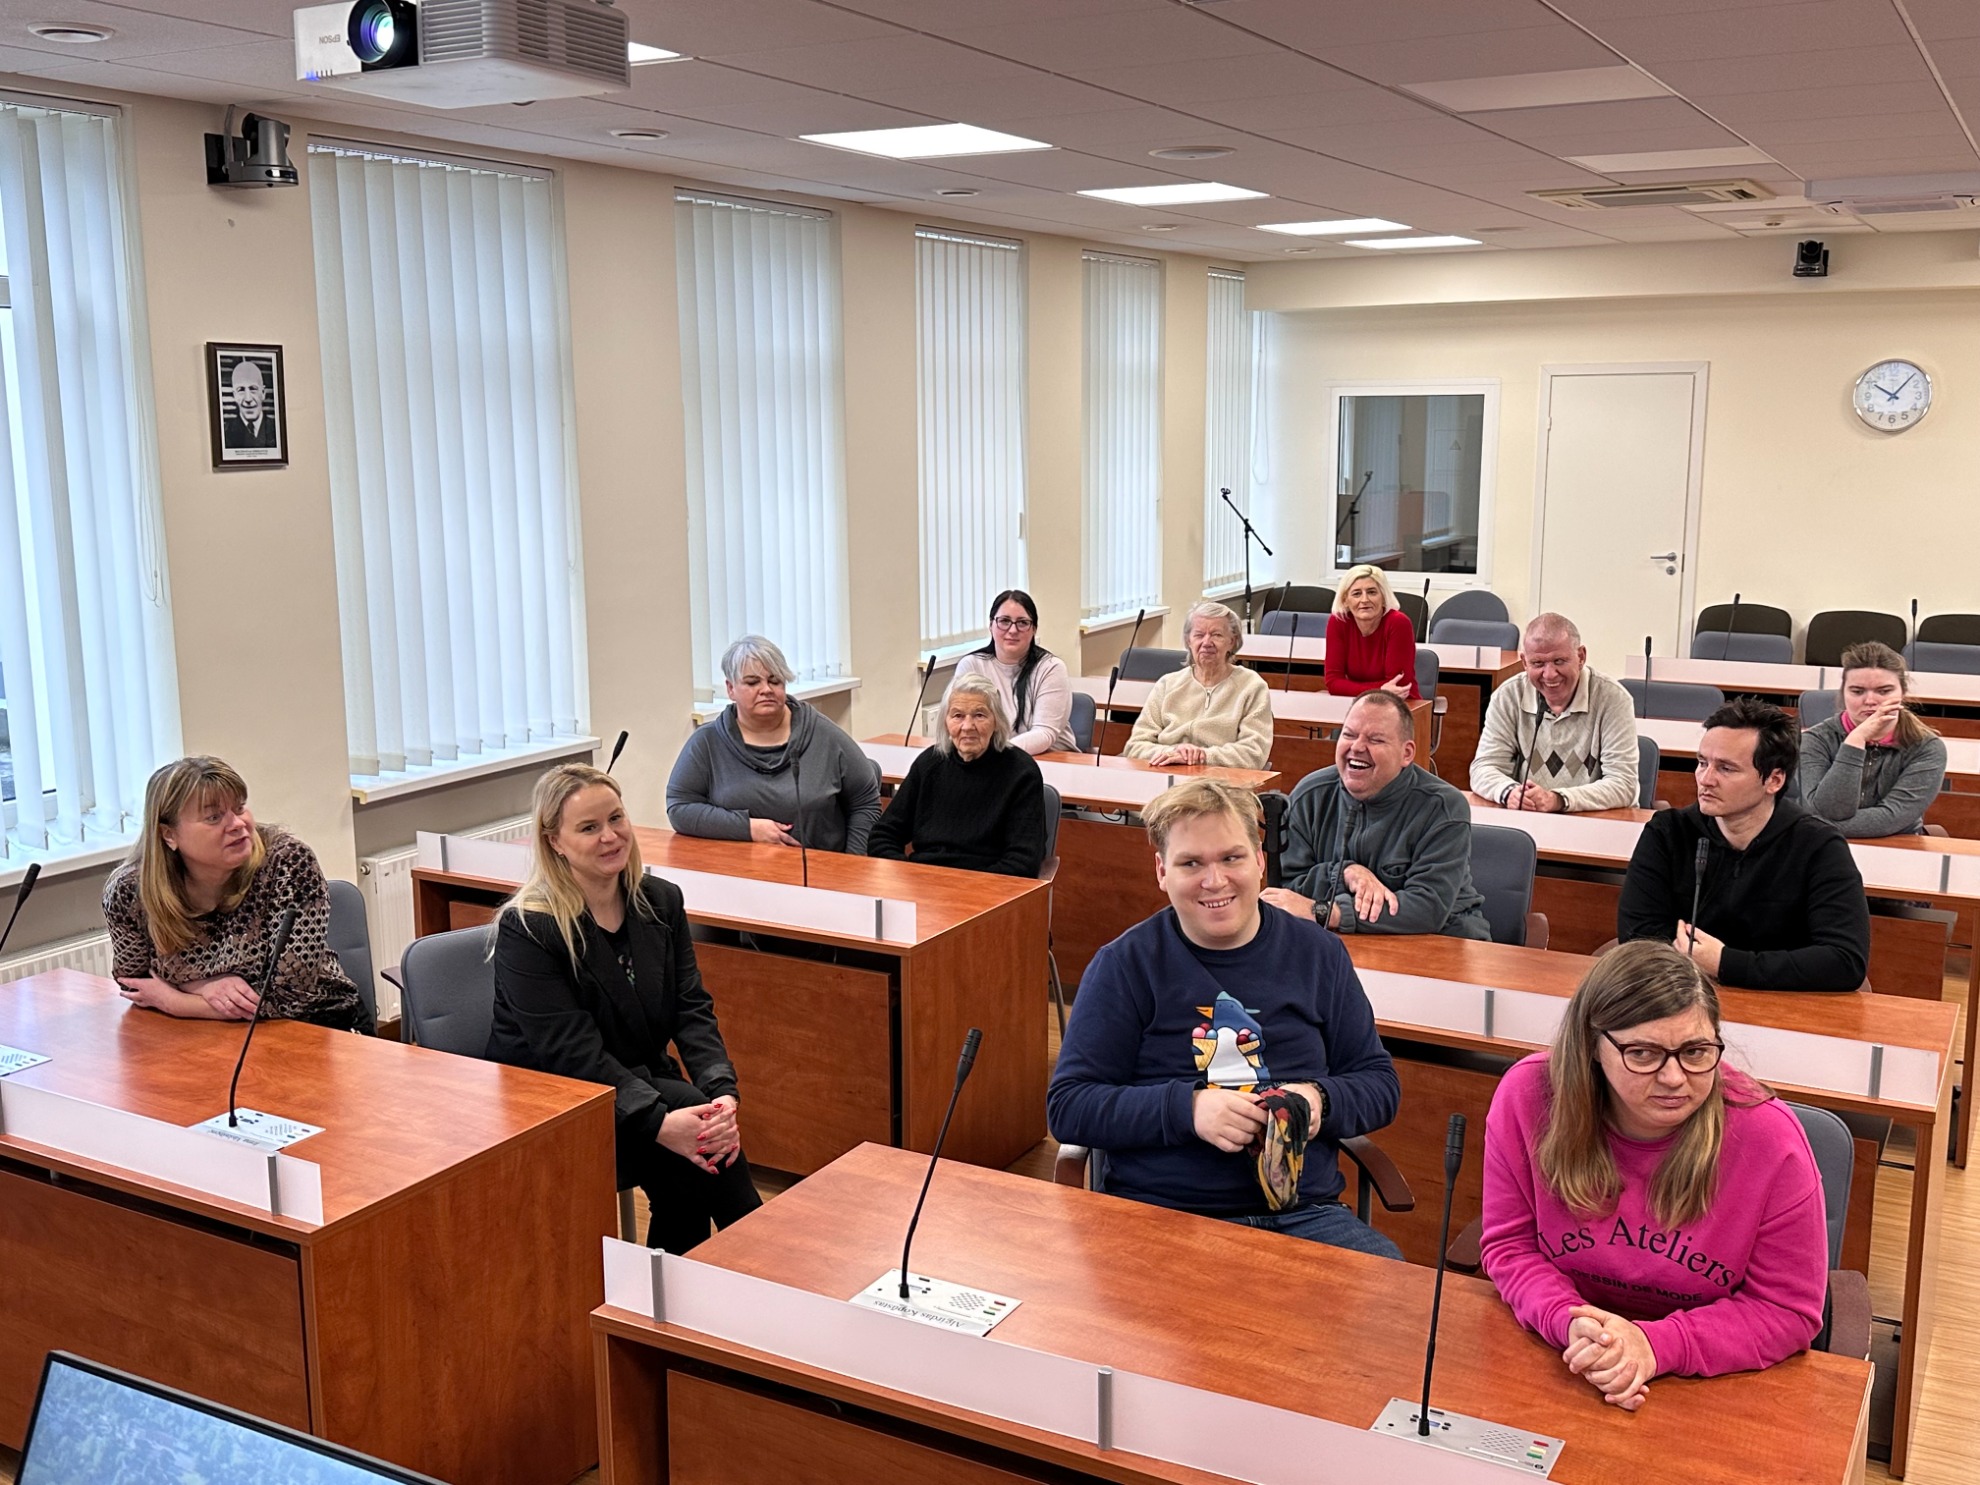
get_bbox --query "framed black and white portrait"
[206,342,287,469]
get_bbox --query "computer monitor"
[20,1352,446,1484]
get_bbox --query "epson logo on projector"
[293,0,630,109]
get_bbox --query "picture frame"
[206,342,287,469]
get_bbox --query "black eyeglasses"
[1601,1030,1724,1075]
[991,617,1034,632]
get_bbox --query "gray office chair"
[1636,734,1660,809]
[1917,613,1980,648]
[1118,646,1187,681]
[1798,688,1838,729]
[1415,650,1447,753]
[1804,610,1907,669]
[1787,1103,1872,1361]
[1691,631,1793,664]
[1908,640,1980,675]
[1621,677,1724,721]
[1068,691,1096,753]
[1428,616,1519,650]
[1697,601,1792,638]
[1395,590,1430,642]
[1468,824,1548,949]
[1040,783,1068,1035]
[1257,583,1332,620]
[1258,608,1326,637]
[325,879,378,1033]
[1430,590,1510,625]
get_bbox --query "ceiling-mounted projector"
[295,0,630,109]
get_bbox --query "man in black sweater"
[1618,697,1869,991]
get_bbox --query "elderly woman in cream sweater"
[1123,601,1274,770]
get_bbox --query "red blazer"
[1324,609,1420,699]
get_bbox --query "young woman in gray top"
[1799,640,1946,837]
[665,636,882,853]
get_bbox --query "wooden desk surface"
[0,968,610,1235]
[866,735,1281,801]
[1640,714,1980,779]
[1627,654,1980,708]
[600,1143,1870,1485]
[1237,634,1521,678]
[1070,674,1430,729]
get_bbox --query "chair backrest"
[398,925,496,1056]
[1118,646,1187,681]
[1695,601,1792,638]
[1468,824,1536,947]
[1429,617,1519,649]
[1798,688,1838,729]
[1635,734,1659,809]
[1259,583,1332,618]
[1067,691,1096,752]
[1917,612,1980,647]
[324,880,377,1031]
[1414,648,1439,701]
[1786,1102,1853,1268]
[1620,677,1725,721]
[1690,630,1792,664]
[1909,640,1980,676]
[1804,609,1907,669]
[1039,782,1061,871]
[1395,590,1429,641]
[1257,608,1326,637]
[1431,589,1509,625]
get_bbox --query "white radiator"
[358,814,531,1021]
[0,929,116,985]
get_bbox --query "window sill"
[691,676,863,722]
[0,838,132,892]
[350,736,601,805]
[1079,605,1169,636]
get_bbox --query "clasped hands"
[1150,743,1209,767]
[1190,1083,1321,1153]
[117,973,260,1019]
[1260,864,1398,929]
[658,1094,742,1173]
[1562,1304,1657,1410]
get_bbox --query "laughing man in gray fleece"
[666,636,882,854]
[1261,690,1491,939]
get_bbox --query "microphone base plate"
[1370,1398,1563,1476]
[189,1107,323,1151]
[848,1269,1022,1337]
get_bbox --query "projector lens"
[348,1,412,66]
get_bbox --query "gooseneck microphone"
[226,905,298,1128]
[1687,838,1708,956]
[1718,592,1742,662]
[1910,597,1919,655]
[1418,579,1431,642]
[0,861,42,961]
[604,730,629,774]
[1642,635,1653,696]
[1094,665,1122,765]
[904,653,938,747]
[1281,610,1301,691]
[899,1028,983,1300]
[790,750,809,889]
[1418,1113,1468,1436]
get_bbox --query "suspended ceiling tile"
[1649,45,1935,99]
[1871,0,1980,42]
[1193,83,1447,134]
[1926,39,1980,79]
[1001,104,1252,150]
[0,3,267,61]
[1553,0,1848,18]
[610,1,901,57]
[1332,29,1624,87]
[1719,111,1961,150]
[940,9,1279,73]
[1078,51,1358,109]
[1591,3,1920,63]
[828,0,1171,26]
[1692,80,1950,124]
[1220,0,1577,52]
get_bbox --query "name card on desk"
[0,1080,323,1223]
[0,1044,50,1078]
[653,866,917,944]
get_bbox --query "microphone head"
[16,861,40,898]
[1108,665,1120,686]
[957,1027,983,1081]
[1443,1112,1466,1174]
[606,730,629,772]
[1731,592,1742,605]
[1694,838,1710,872]
[1644,635,1652,656]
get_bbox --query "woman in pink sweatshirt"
[1480,940,1828,1411]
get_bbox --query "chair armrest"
[1040,856,1060,885]
[1824,1269,1872,1360]
[1447,1216,1483,1276]
[1524,912,1551,953]
[380,965,405,993]
[1339,1134,1413,1213]
[1053,1143,1091,1189]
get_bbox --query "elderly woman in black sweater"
[868,674,1047,877]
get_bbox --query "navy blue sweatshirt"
[1047,903,1400,1216]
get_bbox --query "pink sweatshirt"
[1480,1054,1828,1378]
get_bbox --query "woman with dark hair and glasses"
[1480,941,1827,1411]
[952,590,1076,755]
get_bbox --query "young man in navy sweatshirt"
[1047,778,1403,1258]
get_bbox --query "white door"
[1534,365,1705,672]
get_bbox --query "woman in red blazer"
[1324,564,1420,700]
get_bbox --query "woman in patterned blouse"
[103,756,370,1032]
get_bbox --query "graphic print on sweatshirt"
[1193,991,1271,1089]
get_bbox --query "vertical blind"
[0,97,177,856]
[1202,268,1254,592]
[310,140,585,777]
[1081,252,1162,622]
[676,190,849,695]
[915,227,1027,653]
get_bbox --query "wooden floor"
[4,979,1972,1485]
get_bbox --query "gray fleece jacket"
[1281,763,1491,939]
[1798,715,1946,838]
[665,700,882,853]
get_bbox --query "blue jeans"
[1224,1200,1404,1260]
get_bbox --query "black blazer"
[487,874,739,1180]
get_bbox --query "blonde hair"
[129,756,267,957]
[502,763,652,966]
[1141,778,1262,858]
[1332,564,1397,620]
[1538,941,1771,1229]
[934,674,1013,755]
[1837,640,1935,750]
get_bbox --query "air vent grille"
[1821,195,1978,216]
[1532,180,1774,211]
[420,0,629,84]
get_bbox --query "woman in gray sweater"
[1799,641,1946,837]
[666,636,882,853]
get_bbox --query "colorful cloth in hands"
[1252,1086,1311,1211]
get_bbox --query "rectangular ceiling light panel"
[1079,182,1268,205]
[1566,146,1774,173]
[1257,218,1408,235]
[801,123,1054,159]
[1346,235,1481,249]
[1403,66,1670,114]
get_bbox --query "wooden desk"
[411,827,1050,1175]
[1343,935,1949,1479]
[592,1143,1871,1485]
[1627,656,1980,735]
[0,969,613,1485]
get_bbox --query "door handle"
[1647,551,1678,562]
